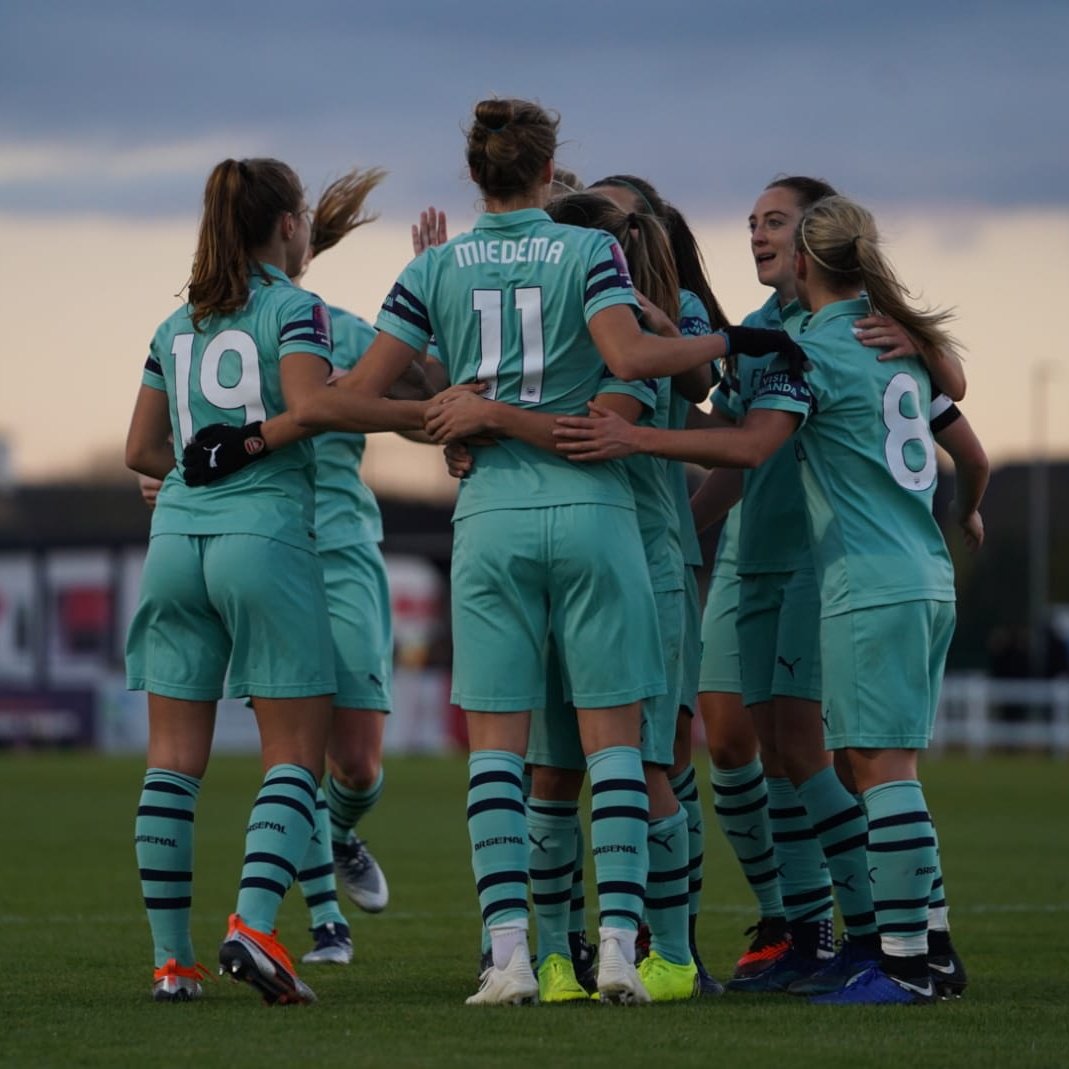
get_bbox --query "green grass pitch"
[2,753,1067,1068]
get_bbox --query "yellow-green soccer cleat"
[537,953,590,1004]
[637,950,700,1002]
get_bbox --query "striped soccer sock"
[297,787,346,929]
[766,776,834,930]
[236,764,319,934]
[527,797,579,963]
[669,764,705,923]
[587,746,649,935]
[864,779,938,973]
[710,759,783,918]
[568,819,587,939]
[797,765,877,939]
[468,751,528,933]
[325,768,384,845]
[645,804,692,965]
[135,768,200,968]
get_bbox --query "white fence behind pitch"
[934,674,1069,757]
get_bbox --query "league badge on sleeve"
[311,303,333,349]
[610,242,633,288]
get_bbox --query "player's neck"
[483,186,548,214]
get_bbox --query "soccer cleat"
[333,833,389,913]
[786,937,879,996]
[929,945,968,999]
[537,953,590,1003]
[466,943,538,1005]
[569,930,598,994]
[596,936,651,1005]
[733,916,790,978]
[726,946,825,993]
[637,950,699,1002]
[218,913,316,1005]
[152,959,210,1002]
[810,964,936,1005]
[691,944,725,997]
[301,921,353,965]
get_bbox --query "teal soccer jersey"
[713,293,810,576]
[375,208,640,520]
[598,374,683,593]
[314,307,383,550]
[751,296,955,615]
[670,288,713,567]
[143,263,332,551]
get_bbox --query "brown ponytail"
[187,157,303,329]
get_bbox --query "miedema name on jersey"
[453,237,566,268]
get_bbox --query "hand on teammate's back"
[182,422,270,486]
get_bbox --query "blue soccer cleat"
[810,965,935,1005]
[786,936,879,996]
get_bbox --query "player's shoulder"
[741,293,781,329]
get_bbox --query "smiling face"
[748,185,805,298]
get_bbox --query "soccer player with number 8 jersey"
[554,192,981,1005]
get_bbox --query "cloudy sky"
[2,0,1068,487]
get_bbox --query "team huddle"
[125,96,988,1009]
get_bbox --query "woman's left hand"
[553,401,640,461]
[636,290,682,338]
[425,387,491,442]
[854,315,918,360]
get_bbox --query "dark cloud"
[1,0,1066,217]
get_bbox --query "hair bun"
[475,98,514,133]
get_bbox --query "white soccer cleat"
[596,936,651,1005]
[465,943,539,1006]
[333,834,389,913]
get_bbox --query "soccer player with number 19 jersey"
[125,157,336,1006]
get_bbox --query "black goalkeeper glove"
[182,422,270,486]
[717,326,812,378]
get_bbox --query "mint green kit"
[376,210,664,711]
[698,507,742,694]
[126,266,336,699]
[751,296,956,746]
[712,294,821,706]
[314,306,392,712]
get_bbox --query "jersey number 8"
[882,372,937,492]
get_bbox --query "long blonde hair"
[798,195,959,363]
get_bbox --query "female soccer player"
[125,157,335,1005]
[554,192,980,1004]
[511,191,699,1002]
[189,99,735,1005]
[587,174,728,991]
[290,168,396,967]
